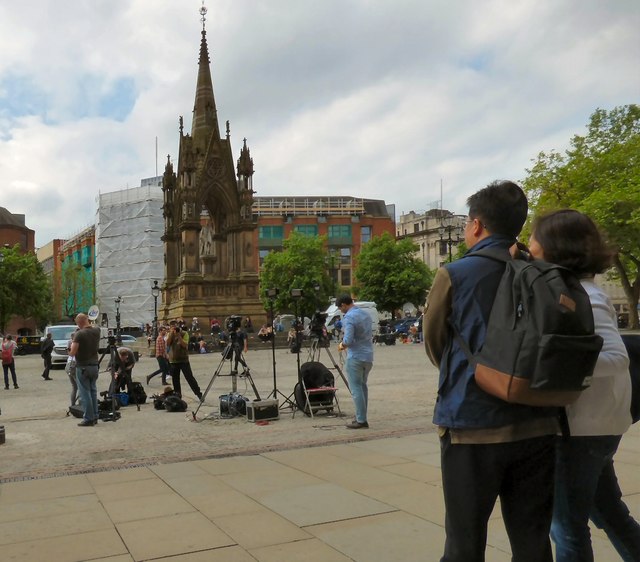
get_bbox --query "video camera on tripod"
[309,311,329,346]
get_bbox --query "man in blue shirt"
[337,294,373,429]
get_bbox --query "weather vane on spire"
[199,1,207,30]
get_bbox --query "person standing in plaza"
[166,321,202,400]
[528,209,638,562]
[423,180,557,562]
[69,313,101,427]
[2,334,19,389]
[336,294,373,429]
[146,326,170,385]
[40,332,54,380]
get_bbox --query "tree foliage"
[354,232,433,317]
[61,262,93,318]
[0,245,52,333]
[259,232,333,317]
[522,104,640,327]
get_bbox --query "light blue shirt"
[342,306,373,363]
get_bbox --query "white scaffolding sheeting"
[95,182,164,329]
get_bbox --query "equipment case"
[246,399,279,422]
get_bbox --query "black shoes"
[145,375,151,385]
[346,421,369,429]
[77,420,95,427]
[43,377,52,381]
[14,384,19,389]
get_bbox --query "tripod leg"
[192,346,231,419]
[325,348,351,393]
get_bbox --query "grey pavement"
[0,340,638,561]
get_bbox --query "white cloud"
[0,0,638,246]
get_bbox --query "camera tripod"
[191,338,261,420]
[306,336,351,393]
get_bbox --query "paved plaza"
[1,341,638,560]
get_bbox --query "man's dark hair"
[466,180,528,239]
[531,209,612,275]
[335,294,353,307]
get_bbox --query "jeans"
[67,372,79,406]
[3,361,18,387]
[551,434,622,562]
[440,432,555,562]
[148,356,170,383]
[591,456,640,562]
[76,364,99,422]
[345,357,372,423]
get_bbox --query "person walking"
[146,326,170,385]
[529,209,637,562]
[40,332,54,380]
[166,321,202,400]
[69,313,101,427]
[336,294,373,429]
[2,335,19,389]
[423,180,557,562]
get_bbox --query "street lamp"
[438,216,464,262]
[151,280,160,357]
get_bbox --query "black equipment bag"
[163,395,188,412]
[455,249,603,407]
[127,381,147,404]
[68,405,84,418]
[98,397,120,411]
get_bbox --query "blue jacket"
[432,236,555,429]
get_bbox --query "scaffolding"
[95,181,164,329]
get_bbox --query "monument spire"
[191,1,219,147]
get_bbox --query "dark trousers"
[148,356,170,383]
[42,354,52,379]
[170,361,201,399]
[591,456,640,562]
[3,361,17,387]
[440,432,555,562]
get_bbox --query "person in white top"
[529,209,637,562]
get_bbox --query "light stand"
[151,280,160,357]
[290,288,304,387]
[265,289,296,410]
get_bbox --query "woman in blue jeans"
[529,210,637,561]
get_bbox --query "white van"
[44,324,109,366]
[324,300,380,336]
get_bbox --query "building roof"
[0,207,27,227]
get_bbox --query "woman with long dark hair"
[529,209,639,562]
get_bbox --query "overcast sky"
[1,0,638,247]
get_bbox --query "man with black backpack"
[423,180,557,562]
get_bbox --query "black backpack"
[127,381,147,404]
[455,248,603,407]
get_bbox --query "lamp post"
[151,280,160,357]
[114,296,122,345]
[438,216,464,262]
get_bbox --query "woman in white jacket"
[529,209,638,562]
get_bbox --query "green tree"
[259,232,333,317]
[0,245,52,333]
[522,104,640,328]
[61,261,93,318]
[354,232,433,317]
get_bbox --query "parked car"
[391,317,418,337]
[118,335,137,344]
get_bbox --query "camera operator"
[167,321,203,400]
[111,347,136,394]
